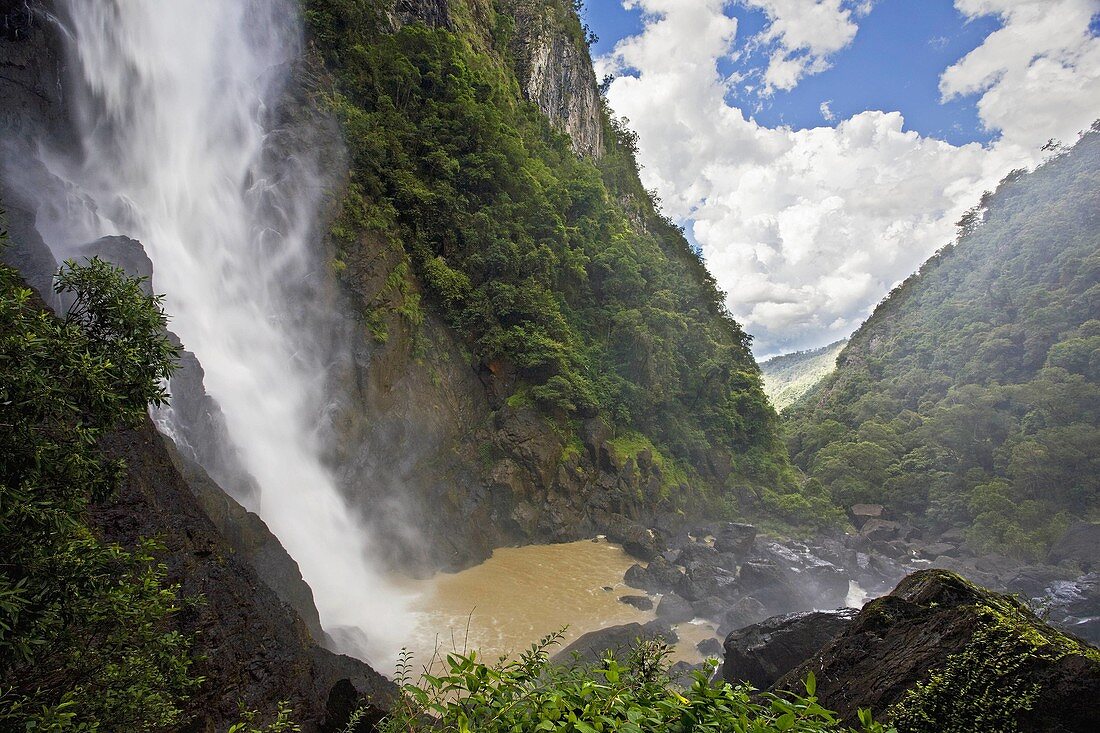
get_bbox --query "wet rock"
[775,570,1100,731]
[718,596,769,636]
[619,594,653,611]
[721,609,857,689]
[692,595,726,620]
[551,621,673,665]
[674,541,720,567]
[655,593,696,623]
[850,504,884,528]
[860,518,900,542]
[696,637,723,659]
[714,522,757,558]
[623,555,682,593]
[1006,566,1071,599]
[677,563,738,602]
[737,561,794,613]
[605,514,663,562]
[1047,522,1100,571]
[918,542,958,559]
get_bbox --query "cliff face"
[504,0,605,158]
[98,421,394,732]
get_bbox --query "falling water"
[30,0,411,663]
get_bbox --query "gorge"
[0,1,1097,731]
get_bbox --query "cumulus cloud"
[597,0,1100,356]
[743,0,866,92]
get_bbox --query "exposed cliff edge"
[770,570,1100,732]
[98,419,394,732]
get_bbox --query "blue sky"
[583,0,1100,356]
[585,1,1003,145]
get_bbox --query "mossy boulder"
[774,569,1100,732]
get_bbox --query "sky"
[583,0,1100,357]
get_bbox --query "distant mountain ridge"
[761,339,847,411]
[785,125,1100,560]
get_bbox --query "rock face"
[96,419,394,732]
[504,0,604,159]
[1047,522,1100,571]
[774,570,1100,732]
[550,621,674,666]
[721,609,857,690]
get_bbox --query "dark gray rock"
[719,596,769,636]
[655,593,696,623]
[1047,522,1100,571]
[623,555,683,593]
[605,513,663,561]
[551,621,673,665]
[619,594,653,611]
[860,519,900,542]
[714,523,757,557]
[721,609,857,689]
[692,595,727,620]
[696,637,723,659]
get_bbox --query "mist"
[23,0,412,664]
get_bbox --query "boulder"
[677,563,738,602]
[605,514,663,561]
[1006,566,1071,599]
[623,555,683,593]
[619,594,653,611]
[692,595,727,620]
[696,637,724,658]
[551,621,673,665]
[721,609,857,689]
[850,504,883,528]
[775,570,1100,731]
[718,596,769,636]
[655,593,696,623]
[918,542,958,559]
[1047,522,1100,571]
[714,523,757,557]
[860,518,900,542]
[737,561,794,613]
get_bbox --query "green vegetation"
[761,340,847,412]
[380,632,894,733]
[889,572,1100,733]
[785,127,1100,559]
[0,240,196,730]
[303,0,801,515]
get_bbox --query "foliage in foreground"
[378,633,893,733]
[0,244,194,731]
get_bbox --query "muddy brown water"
[400,538,718,671]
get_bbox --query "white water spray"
[33,0,411,663]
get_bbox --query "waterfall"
[30,0,411,664]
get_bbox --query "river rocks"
[849,504,884,527]
[623,555,682,593]
[859,518,901,542]
[551,621,674,665]
[1043,573,1100,645]
[721,608,857,689]
[774,570,1100,731]
[655,593,696,623]
[619,594,653,611]
[714,522,757,557]
[605,514,663,562]
[718,596,770,636]
[1047,522,1100,571]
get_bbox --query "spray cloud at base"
[21,0,413,664]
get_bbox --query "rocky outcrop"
[774,570,1100,732]
[503,0,605,159]
[96,419,394,732]
[550,620,675,666]
[721,609,857,690]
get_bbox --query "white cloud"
[942,0,1100,153]
[820,100,836,121]
[597,0,1100,357]
[743,0,867,92]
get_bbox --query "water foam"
[31,0,410,665]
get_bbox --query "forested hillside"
[761,339,847,412]
[304,0,813,529]
[786,127,1100,559]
